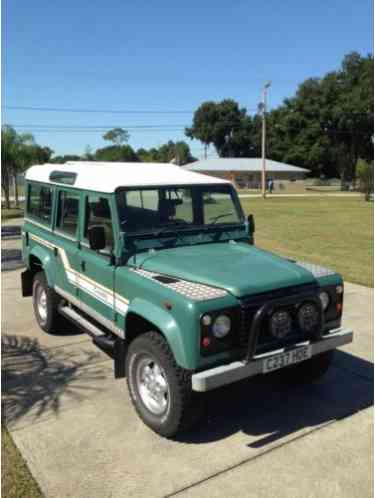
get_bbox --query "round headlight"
[212,315,231,338]
[269,310,292,339]
[319,291,330,311]
[298,302,320,332]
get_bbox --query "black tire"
[32,271,61,334]
[126,331,196,438]
[281,350,334,384]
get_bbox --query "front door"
[78,193,117,333]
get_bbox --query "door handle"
[81,261,86,272]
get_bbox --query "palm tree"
[2,125,35,208]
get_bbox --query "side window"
[56,190,80,237]
[124,189,159,232]
[84,195,114,251]
[27,183,53,225]
[126,190,159,211]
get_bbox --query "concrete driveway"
[2,267,373,498]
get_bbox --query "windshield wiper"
[207,212,235,226]
[154,223,188,240]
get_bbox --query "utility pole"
[261,81,271,198]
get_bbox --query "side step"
[58,305,126,378]
[59,305,106,339]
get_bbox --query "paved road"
[2,267,373,497]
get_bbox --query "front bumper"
[192,327,353,392]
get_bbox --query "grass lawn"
[238,188,357,195]
[2,427,43,498]
[241,197,373,287]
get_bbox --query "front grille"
[239,283,319,355]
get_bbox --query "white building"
[184,158,309,189]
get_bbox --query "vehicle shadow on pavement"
[179,350,373,446]
[2,334,107,427]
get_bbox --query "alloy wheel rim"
[36,285,48,322]
[135,355,170,416]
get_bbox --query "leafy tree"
[265,53,374,181]
[1,125,18,208]
[185,101,220,157]
[136,141,196,165]
[94,144,138,162]
[103,128,130,146]
[157,140,195,164]
[136,147,160,162]
[1,125,40,207]
[356,158,374,201]
[84,145,94,161]
[186,99,256,157]
[31,145,54,164]
[51,154,82,164]
[186,52,373,181]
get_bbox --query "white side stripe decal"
[29,234,129,315]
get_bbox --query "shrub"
[310,178,332,186]
[356,159,374,201]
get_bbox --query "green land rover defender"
[21,161,353,437]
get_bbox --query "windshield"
[117,184,244,235]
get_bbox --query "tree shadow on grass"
[179,350,373,446]
[2,334,108,427]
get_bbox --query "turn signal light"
[336,302,342,314]
[202,337,211,348]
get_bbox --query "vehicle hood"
[136,242,316,298]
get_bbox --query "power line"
[2,105,259,114]
[12,128,186,134]
[11,124,187,129]
[3,105,194,114]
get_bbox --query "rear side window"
[49,171,77,185]
[84,195,114,251]
[56,190,80,237]
[27,183,53,225]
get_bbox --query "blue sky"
[2,0,373,157]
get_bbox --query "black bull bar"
[244,292,324,363]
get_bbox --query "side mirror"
[247,214,255,233]
[88,225,106,251]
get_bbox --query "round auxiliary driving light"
[269,310,292,339]
[201,314,212,326]
[319,291,330,311]
[298,302,320,333]
[212,315,231,338]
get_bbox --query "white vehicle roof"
[25,161,229,193]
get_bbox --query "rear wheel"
[281,350,334,384]
[126,331,197,438]
[32,271,61,334]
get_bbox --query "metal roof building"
[184,158,309,188]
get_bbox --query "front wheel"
[32,271,61,333]
[281,350,334,384]
[126,332,196,438]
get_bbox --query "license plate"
[262,345,312,373]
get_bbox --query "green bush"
[356,159,374,201]
[310,178,332,186]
